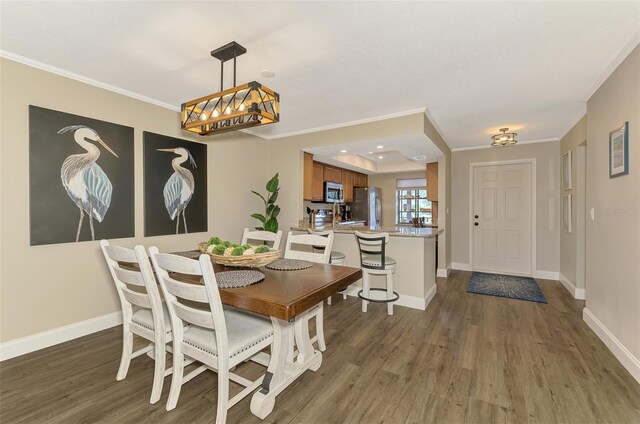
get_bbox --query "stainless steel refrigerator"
[352,187,382,227]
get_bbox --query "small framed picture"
[561,194,572,233]
[561,150,572,190]
[609,122,629,178]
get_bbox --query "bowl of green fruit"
[199,237,281,267]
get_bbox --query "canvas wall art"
[609,121,629,178]
[29,106,135,246]
[143,132,207,236]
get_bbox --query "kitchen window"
[396,178,432,225]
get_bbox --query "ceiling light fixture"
[491,127,518,147]
[377,145,384,149]
[340,149,347,153]
[378,155,384,159]
[181,41,280,136]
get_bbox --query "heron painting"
[58,125,118,241]
[143,132,207,237]
[158,147,196,234]
[29,106,135,246]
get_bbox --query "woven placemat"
[265,259,314,271]
[216,270,265,288]
[173,250,201,259]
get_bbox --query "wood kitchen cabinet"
[354,172,368,187]
[342,170,354,203]
[311,162,324,201]
[426,162,438,201]
[323,165,342,183]
[303,152,314,201]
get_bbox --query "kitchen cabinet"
[426,162,438,201]
[323,165,342,183]
[342,170,354,203]
[312,162,324,201]
[303,152,314,201]
[354,172,368,187]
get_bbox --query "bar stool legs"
[361,272,370,312]
[387,272,394,315]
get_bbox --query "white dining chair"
[100,240,172,404]
[284,231,334,352]
[149,247,274,424]
[308,229,347,305]
[241,228,283,250]
[354,231,399,315]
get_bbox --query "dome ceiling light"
[491,127,518,147]
[180,41,280,136]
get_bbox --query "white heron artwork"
[158,147,196,234]
[58,125,119,242]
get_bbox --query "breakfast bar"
[291,225,442,310]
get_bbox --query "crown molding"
[0,50,181,112]
[245,107,428,140]
[451,137,560,152]
[584,30,640,101]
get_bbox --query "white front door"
[472,162,533,276]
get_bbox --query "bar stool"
[354,231,398,315]
[309,229,347,305]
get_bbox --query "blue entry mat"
[467,272,547,303]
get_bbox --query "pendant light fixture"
[491,127,518,147]
[181,41,280,136]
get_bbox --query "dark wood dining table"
[170,253,362,419]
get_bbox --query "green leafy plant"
[251,173,281,233]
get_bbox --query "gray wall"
[0,58,268,342]
[585,45,639,363]
[451,141,561,274]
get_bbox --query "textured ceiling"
[1,1,639,148]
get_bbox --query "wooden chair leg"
[315,302,326,352]
[165,347,184,411]
[215,367,229,424]
[149,337,166,404]
[116,327,133,381]
[387,272,394,316]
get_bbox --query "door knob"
[474,215,479,219]
[474,222,479,226]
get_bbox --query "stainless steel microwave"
[324,182,344,203]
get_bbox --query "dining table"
[170,252,362,419]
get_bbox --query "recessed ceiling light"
[340,149,347,153]
[414,155,427,161]
[260,69,276,78]
[376,145,384,149]
[378,155,384,159]
[368,151,373,154]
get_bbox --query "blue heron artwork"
[58,125,118,241]
[158,147,196,234]
[29,106,135,246]
[143,132,207,237]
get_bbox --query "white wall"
[584,44,639,382]
[451,141,561,275]
[0,58,268,344]
[559,115,587,292]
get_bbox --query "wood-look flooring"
[2,271,639,423]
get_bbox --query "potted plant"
[251,173,280,233]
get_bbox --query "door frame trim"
[469,158,537,276]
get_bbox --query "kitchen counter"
[291,224,442,238]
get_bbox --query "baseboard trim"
[583,308,640,384]
[343,286,428,311]
[451,262,471,271]
[424,284,437,309]
[534,270,560,280]
[0,311,123,362]
[559,273,586,300]
[436,268,448,278]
